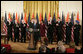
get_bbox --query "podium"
[28,33,36,50]
[28,28,39,50]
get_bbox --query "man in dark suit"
[33,19,40,48]
[56,17,63,42]
[47,18,54,44]
[6,20,13,41]
[14,20,19,42]
[52,20,57,42]
[29,18,40,49]
[74,20,81,46]
[20,20,27,43]
[66,18,73,44]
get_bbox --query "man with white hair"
[33,19,40,48]
[56,17,63,42]
[66,18,73,44]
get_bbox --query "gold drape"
[23,1,59,20]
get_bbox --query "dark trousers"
[14,32,19,42]
[57,34,62,42]
[8,32,13,41]
[75,40,79,46]
[74,32,79,46]
[49,37,53,44]
[57,31,62,42]
[47,33,53,44]
[66,32,71,44]
[34,33,39,48]
[21,33,26,42]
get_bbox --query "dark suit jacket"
[6,21,13,34]
[14,23,19,34]
[66,22,73,36]
[74,24,81,41]
[29,22,40,40]
[40,23,45,36]
[20,23,27,34]
[47,23,54,37]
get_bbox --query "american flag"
[27,23,30,40]
[44,13,48,40]
[3,12,7,35]
[12,26,14,39]
[62,12,66,41]
[19,27,21,39]
[71,26,74,42]
[3,22,7,35]
[71,13,74,42]
[27,13,30,40]
[12,13,15,39]
[45,25,48,40]
[19,13,23,39]
[63,24,66,41]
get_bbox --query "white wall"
[1,1,23,18]
[59,1,82,25]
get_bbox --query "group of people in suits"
[6,16,81,48]
[7,19,27,43]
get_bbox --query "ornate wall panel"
[23,1,59,20]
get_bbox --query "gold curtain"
[23,1,59,20]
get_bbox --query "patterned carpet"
[1,39,82,53]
